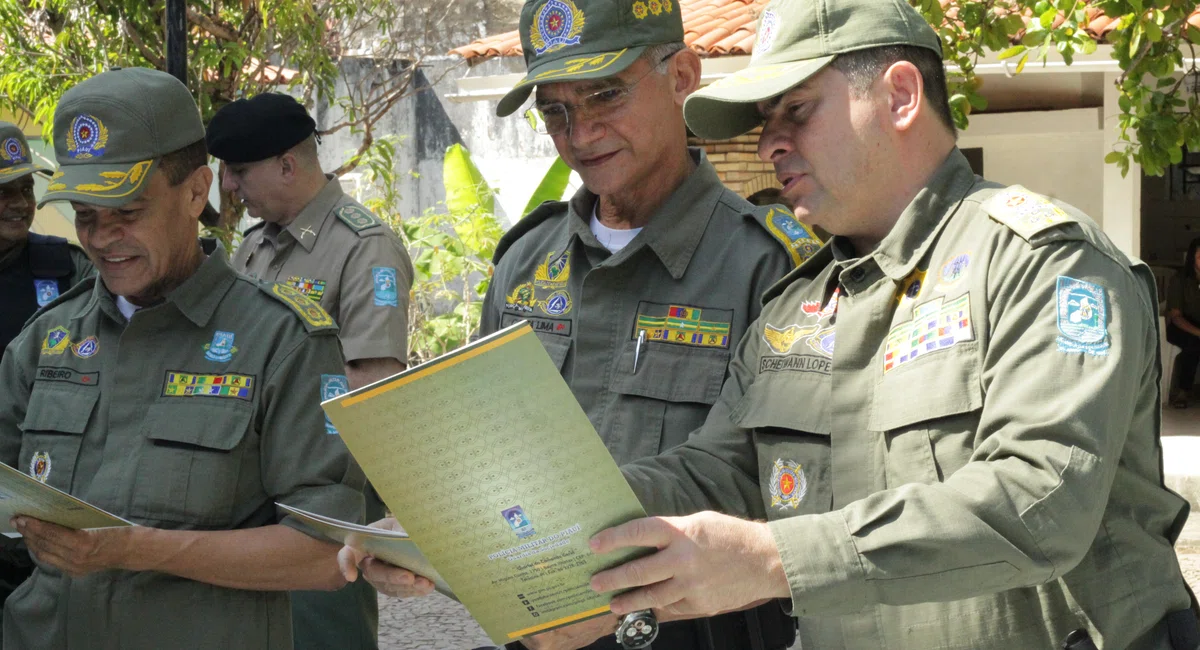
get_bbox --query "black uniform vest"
[0,234,76,356]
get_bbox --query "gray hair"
[644,42,687,74]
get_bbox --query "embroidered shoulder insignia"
[983,186,1077,242]
[753,206,823,268]
[264,282,336,331]
[335,204,381,233]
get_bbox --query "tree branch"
[187,8,238,42]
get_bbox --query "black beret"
[205,93,316,163]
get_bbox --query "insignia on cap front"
[531,0,586,56]
[67,114,108,159]
[1,137,26,164]
[754,10,780,59]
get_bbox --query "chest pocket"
[19,385,99,493]
[534,333,571,371]
[604,342,729,464]
[869,344,983,489]
[129,402,254,527]
[731,372,832,520]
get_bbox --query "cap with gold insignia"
[0,121,50,183]
[682,0,942,140]
[39,67,205,208]
[495,0,685,118]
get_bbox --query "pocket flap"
[145,403,252,451]
[535,333,571,371]
[731,373,832,435]
[609,341,729,405]
[869,345,983,431]
[22,385,99,435]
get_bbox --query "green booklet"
[0,462,130,534]
[323,322,649,644]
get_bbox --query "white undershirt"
[589,204,643,253]
[115,296,141,321]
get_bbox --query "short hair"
[644,42,687,74]
[159,139,209,186]
[830,45,956,135]
[289,134,321,169]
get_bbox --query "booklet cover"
[0,462,130,534]
[323,322,649,644]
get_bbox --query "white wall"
[959,108,1106,228]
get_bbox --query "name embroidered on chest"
[883,294,974,373]
[163,371,254,400]
[635,304,732,349]
[286,276,327,301]
[759,289,838,374]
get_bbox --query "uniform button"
[848,268,866,282]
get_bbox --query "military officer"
[528,0,1200,649]
[0,122,93,357]
[340,0,822,648]
[206,92,412,650]
[0,67,363,649]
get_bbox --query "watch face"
[616,611,658,649]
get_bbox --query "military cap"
[495,0,686,117]
[39,67,205,208]
[206,93,317,163]
[683,0,943,140]
[0,121,50,183]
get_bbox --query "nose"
[83,212,125,251]
[8,190,30,211]
[566,109,606,151]
[757,114,794,164]
[220,167,237,193]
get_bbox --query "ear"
[183,166,214,221]
[880,60,923,133]
[671,49,702,105]
[279,152,298,180]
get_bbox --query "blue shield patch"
[501,505,536,539]
[321,374,350,435]
[1056,276,1109,356]
[203,330,238,362]
[34,280,59,307]
[372,267,399,307]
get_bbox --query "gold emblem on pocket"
[30,452,51,483]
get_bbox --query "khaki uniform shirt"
[1167,272,1200,325]
[481,149,816,465]
[624,150,1191,649]
[0,242,364,650]
[233,177,413,365]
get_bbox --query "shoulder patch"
[749,205,823,268]
[983,186,1078,242]
[493,200,568,264]
[22,277,96,330]
[336,204,382,233]
[262,281,336,332]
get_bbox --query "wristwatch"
[614,610,658,649]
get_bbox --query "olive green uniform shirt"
[0,241,364,650]
[1167,272,1200,326]
[623,150,1191,649]
[480,149,816,465]
[233,176,413,364]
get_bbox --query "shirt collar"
[565,148,724,280]
[285,175,344,253]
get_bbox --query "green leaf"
[1104,151,1123,164]
[1040,8,1058,29]
[442,143,495,216]
[521,156,573,217]
[1119,93,1132,113]
[1145,20,1162,43]
[1016,51,1030,75]
[997,45,1027,60]
[1187,25,1200,46]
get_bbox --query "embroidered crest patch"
[505,282,536,313]
[41,326,71,356]
[540,289,573,316]
[755,10,781,59]
[531,0,585,56]
[759,290,837,374]
[936,253,971,291]
[71,336,99,359]
[769,459,806,510]
[896,269,925,307]
[883,294,973,373]
[1056,276,1109,356]
[763,208,822,267]
[203,330,238,363]
[162,371,254,400]
[372,267,399,307]
[635,303,733,349]
[67,114,108,159]
[29,452,51,483]
[1,137,26,164]
[34,279,59,307]
[534,251,571,286]
[321,374,350,435]
[286,276,327,302]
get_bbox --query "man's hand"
[15,516,139,578]
[588,511,790,620]
[337,516,436,598]
[519,614,618,650]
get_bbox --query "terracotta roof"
[450,0,1200,63]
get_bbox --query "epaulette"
[493,200,567,264]
[335,203,382,234]
[748,203,824,268]
[260,281,337,333]
[982,185,1081,244]
[22,277,96,329]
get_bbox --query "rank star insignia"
[769,459,806,510]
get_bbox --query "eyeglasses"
[524,50,680,137]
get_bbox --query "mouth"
[777,171,806,195]
[577,151,619,168]
[97,255,140,271]
[0,214,27,223]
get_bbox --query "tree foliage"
[913,0,1200,177]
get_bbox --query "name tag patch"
[883,294,973,373]
[163,371,254,401]
[36,366,98,386]
[501,313,572,337]
[634,303,732,349]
